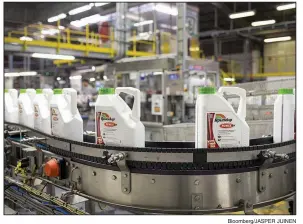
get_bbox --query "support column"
[8,54,14,71]
[243,38,251,82]
[176,3,187,123]
[213,37,219,60]
[115,3,128,59]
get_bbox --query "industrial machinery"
[4,121,296,215]
[105,54,220,125]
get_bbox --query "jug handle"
[43,89,54,105]
[115,87,141,120]
[218,87,246,120]
[63,88,77,116]
[26,89,36,102]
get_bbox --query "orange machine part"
[44,159,60,177]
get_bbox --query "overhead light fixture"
[70,14,107,27]
[81,14,103,24]
[32,53,75,60]
[95,3,109,7]
[229,10,255,19]
[70,20,87,28]
[224,77,235,82]
[160,24,177,30]
[41,29,59,35]
[57,77,61,81]
[264,36,291,43]
[69,75,82,80]
[103,75,108,80]
[20,36,33,41]
[58,26,65,30]
[5,71,37,77]
[90,77,96,82]
[69,3,94,15]
[251,19,276,27]
[20,71,37,76]
[4,73,20,77]
[134,20,153,27]
[154,4,178,16]
[92,66,96,71]
[277,3,296,11]
[47,13,67,23]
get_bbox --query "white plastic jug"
[18,89,36,128]
[195,87,249,148]
[273,88,295,143]
[5,89,19,123]
[50,88,83,142]
[33,89,53,135]
[95,87,145,147]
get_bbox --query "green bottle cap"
[36,89,43,94]
[98,88,115,95]
[5,89,8,93]
[53,89,63,95]
[20,89,26,94]
[199,87,216,94]
[278,88,294,95]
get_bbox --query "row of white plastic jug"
[195,86,295,148]
[5,88,83,142]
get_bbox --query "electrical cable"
[5,183,71,215]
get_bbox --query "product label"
[18,103,23,114]
[51,107,62,136]
[34,104,41,128]
[96,111,121,145]
[207,112,241,148]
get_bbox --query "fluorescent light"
[32,53,75,60]
[41,29,59,35]
[69,4,94,15]
[153,72,163,75]
[95,3,109,7]
[20,36,33,41]
[5,71,37,77]
[70,14,106,27]
[92,66,96,71]
[70,20,87,28]
[251,20,275,27]
[134,20,153,27]
[5,73,20,77]
[57,77,61,81]
[160,24,177,30]
[81,14,103,24]
[277,3,296,11]
[20,71,37,76]
[154,4,178,16]
[58,26,65,30]
[47,13,66,23]
[264,36,291,43]
[229,10,255,19]
[69,75,82,80]
[90,77,96,82]
[224,77,235,82]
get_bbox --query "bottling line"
[4,119,296,214]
